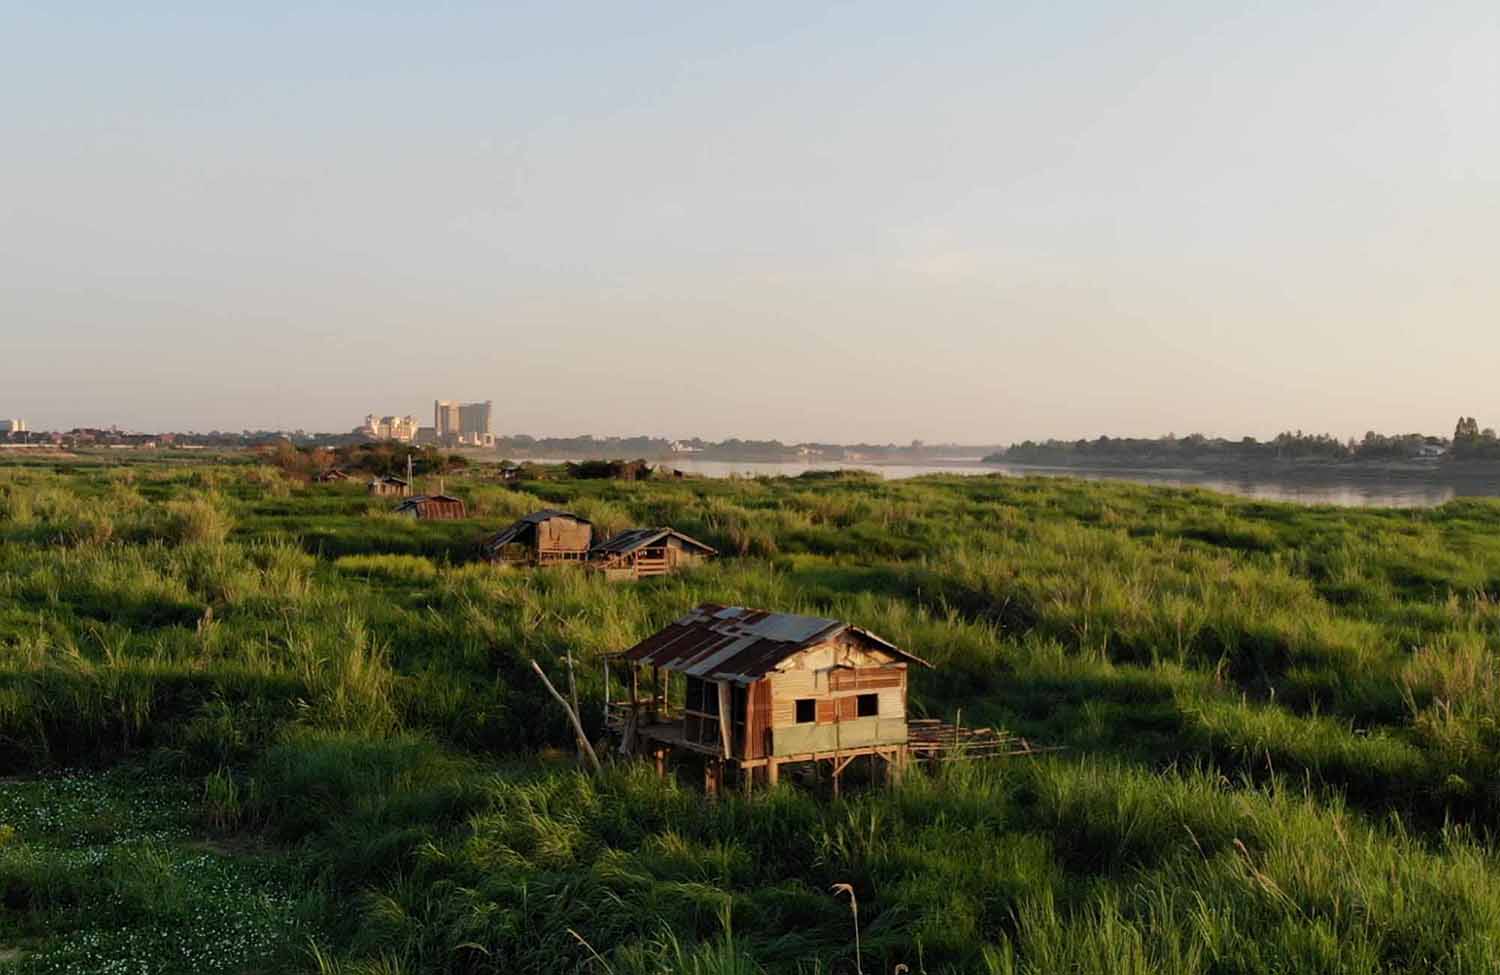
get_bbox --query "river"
[617,458,1500,508]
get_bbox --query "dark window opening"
[795,699,816,724]
[856,693,879,718]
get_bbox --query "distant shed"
[591,527,716,581]
[480,510,593,565]
[314,469,350,483]
[393,494,467,520]
[367,475,412,498]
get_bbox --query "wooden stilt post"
[766,759,779,787]
[655,747,666,780]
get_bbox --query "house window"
[856,693,878,718]
[795,699,816,724]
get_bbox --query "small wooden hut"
[367,475,412,498]
[480,510,593,565]
[608,604,931,794]
[393,494,467,520]
[590,527,716,581]
[314,468,350,483]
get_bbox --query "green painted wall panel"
[771,718,906,756]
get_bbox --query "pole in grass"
[530,658,602,774]
[566,644,582,764]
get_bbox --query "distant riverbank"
[982,455,1500,482]
[508,455,1500,508]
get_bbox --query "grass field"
[2,459,1500,973]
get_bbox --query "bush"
[157,498,234,545]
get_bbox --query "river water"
[633,458,1500,509]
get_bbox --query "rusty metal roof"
[394,493,464,509]
[618,604,930,683]
[591,526,717,558]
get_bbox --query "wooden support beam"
[716,681,733,760]
[766,759,779,787]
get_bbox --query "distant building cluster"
[352,401,493,447]
[433,399,493,447]
[359,414,420,442]
[0,419,26,434]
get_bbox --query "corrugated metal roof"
[619,604,930,683]
[393,494,467,520]
[394,493,464,509]
[591,526,717,558]
[517,509,589,526]
[480,509,590,552]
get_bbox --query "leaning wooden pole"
[531,659,602,774]
[566,645,582,762]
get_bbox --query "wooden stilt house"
[479,510,593,566]
[590,527,716,581]
[607,604,931,794]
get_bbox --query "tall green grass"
[4,461,1500,971]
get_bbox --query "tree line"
[991,418,1499,466]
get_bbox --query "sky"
[2,2,1496,443]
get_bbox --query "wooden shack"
[367,475,412,498]
[590,527,717,581]
[608,603,931,794]
[393,494,467,520]
[314,468,350,483]
[479,510,593,565]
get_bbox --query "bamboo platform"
[905,718,1060,761]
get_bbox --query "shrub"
[157,498,234,546]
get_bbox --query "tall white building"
[0,419,26,434]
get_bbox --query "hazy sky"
[3,2,1496,443]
